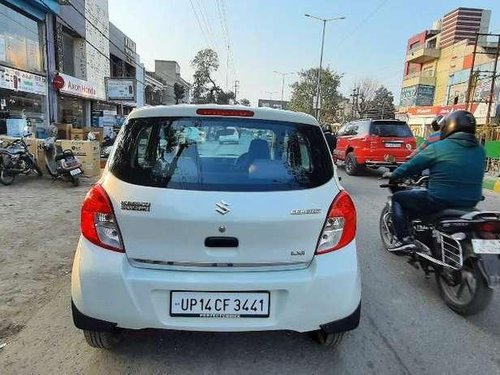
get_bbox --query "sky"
[108,0,500,106]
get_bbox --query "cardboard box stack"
[56,124,72,140]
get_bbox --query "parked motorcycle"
[42,137,83,187]
[0,136,42,185]
[100,135,115,159]
[379,176,499,315]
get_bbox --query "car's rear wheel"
[312,330,344,348]
[83,329,122,349]
[345,152,362,176]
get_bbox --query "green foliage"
[288,67,343,124]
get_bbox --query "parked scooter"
[42,127,83,187]
[0,135,42,185]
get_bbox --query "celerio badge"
[121,201,151,212]
[290,208,322,215]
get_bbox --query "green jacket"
[392,132,485,208]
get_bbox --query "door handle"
[204,237,239,248]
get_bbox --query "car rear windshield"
[369,121,413,137]
[109,117,333,191]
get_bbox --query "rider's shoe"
[388,237,418,253]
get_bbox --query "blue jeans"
[391,189,447,240]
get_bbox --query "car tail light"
[316,191,357,254]
[81,184,124,252]
[196,108,254,117]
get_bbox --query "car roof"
[129,104,319,126]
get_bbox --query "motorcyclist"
[408,115,443,158]
[387,110,485,252]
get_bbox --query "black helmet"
[440,110,476,140]
[431,115,443,132]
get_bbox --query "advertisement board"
[105,78,136,101]
[0,65,47,95]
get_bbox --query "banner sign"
[105,78,136,101]
[0,65,47,95]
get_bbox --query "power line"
[189,0,214,51]
[337,0,390,48]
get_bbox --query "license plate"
[69,168,81,176]
[385,143,401,148]
[170,291,270,318]
[472,239,500,254]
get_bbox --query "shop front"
[0,1,49,136]
[56,72,101,129]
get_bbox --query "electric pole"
[273,71,294,107]
[486,34,500,125]
[233,80,240,102]
[350,87,360,119]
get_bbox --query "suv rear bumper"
[71,237,361,333]
[365,160,405,168]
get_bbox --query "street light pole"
[305,14,346,122]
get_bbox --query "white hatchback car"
[218,126,239,144]
[71,105,361,349]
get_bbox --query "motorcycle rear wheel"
[436,259,493,316]
[0,169,15,185]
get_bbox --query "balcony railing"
[402,72,436,87]
[406,46,440,63]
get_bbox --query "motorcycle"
[0,136,42,185]
[379,176,500,315]
[42,137,83,187]
[100,135,115,159]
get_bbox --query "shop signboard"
[0,65,47,95]
[58,72,100,100]
[105,78,136,101]
[416,85,435,106]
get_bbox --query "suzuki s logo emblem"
[216,200,231,215]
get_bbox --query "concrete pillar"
[45,13,58,125]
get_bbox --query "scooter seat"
[1,148,24,155]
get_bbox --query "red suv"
[333,119,416,176]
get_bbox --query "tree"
[216,90,236,104]
[191,48,220,103]
[191,48,234,104]
[370,86,396,119]
[354,78,379,118]
[288,67,343,124]
[174,83,186,104]
[239,98,251,106]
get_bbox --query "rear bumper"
[71,237,361,333]
[365,160,405,168]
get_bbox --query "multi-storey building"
[398,7,498,137]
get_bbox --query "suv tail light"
[316,191,356,254]
[81,184,124,252]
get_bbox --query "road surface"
[0,167,499,375]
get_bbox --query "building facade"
[146,60,191,105]
[0,0,59,136]
[440,8,491,48]
[398,7,499,138]
[0,0,149,138]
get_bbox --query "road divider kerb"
[483,178,500,193]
